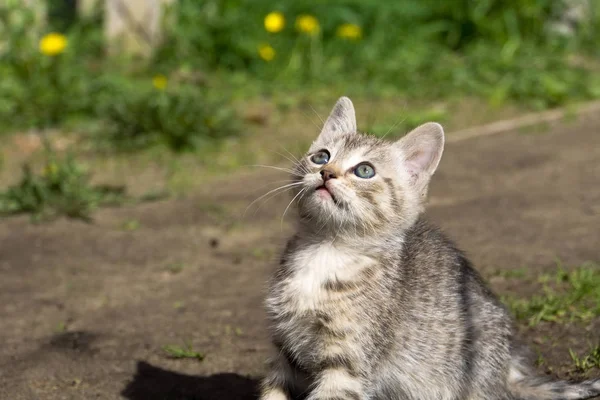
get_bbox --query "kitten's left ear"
[395,122,445,189]
[316,96,357,142]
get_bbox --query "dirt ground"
[1,113,599,400]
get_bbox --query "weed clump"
[570,345,600,373]
[503,262,600,326]
[162,342,205,361]
[0,147,125,221]
[98,82,239,152]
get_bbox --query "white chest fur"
[276,242,374,312]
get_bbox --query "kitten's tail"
[508,357,600,400]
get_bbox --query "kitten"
[259,97,600,400]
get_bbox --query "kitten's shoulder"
[402,216,497,298]
[400,216,476,277]
[402,216,463,259]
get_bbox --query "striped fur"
[259,97,600,400]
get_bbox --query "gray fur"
[259,97,600,400]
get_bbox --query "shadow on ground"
[121,361,259,400]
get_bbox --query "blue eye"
[311,150,330,165]
[354,163,375,179]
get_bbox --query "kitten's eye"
[311,150,330,165]
[354,163,375,179]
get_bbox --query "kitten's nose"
[320,169,337,182]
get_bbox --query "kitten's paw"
[260,387,290,400]
[307,368,366,400]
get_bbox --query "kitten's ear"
[395,122,444,188]
[316,97,357,142]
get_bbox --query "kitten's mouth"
[315,185,338,204]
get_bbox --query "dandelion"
[336,23,362,40]
[295,15,319,35]
[258,44,276,62]
[39,33,67,56]
[152,74,168,90]
[264,12,285,33]
[43,162,58,177]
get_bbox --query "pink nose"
[320,169,337,182]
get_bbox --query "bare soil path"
[1,115,599,399]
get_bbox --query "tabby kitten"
[259,97,600,400]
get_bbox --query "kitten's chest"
[266,242,381,368]
[270,242,375,312]
[281,244,375,304]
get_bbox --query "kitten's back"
[374,218,515,398]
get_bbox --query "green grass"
[121,219,141,231]
[492,267,528,279]
[165,262,186,274]
[162,342,205,361]
[0,4,242,152]
[224,325,244,336]
[570,345,600,373]
[197,202,229,218]
[535,352,546,368]
[95,81,240,152]
[2,1,600,205]
[55,321,67,333]
[156,0,600,109]
[0,146,125,221]
[503,262,600,326]
[173,301,185,310]
[251,247,275,260]
[3,0,600,141]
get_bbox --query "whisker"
[381,102,408,139]
[275,142,303,165]
[300,109,322,131]
[316,205,335,235]
[244,182,303,217]
[281,187,307,229]
[252,185,300,216]
[272,152,310,176]
[274,151,298,166]
[308,103,324,126]
[249,179,299,196]
[247,164,300,176]
[381,116,406,140]
[278,146,312,175]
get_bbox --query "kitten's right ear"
[316,96,357,142]
[395,122,445,191]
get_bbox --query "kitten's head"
[294,97,444,235]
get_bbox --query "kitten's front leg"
[259,354,295,400]
[307,367,367,400]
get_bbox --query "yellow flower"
[43,162,58,177]
[264,12,285,33]
[152,74,168,90]
[336,23,362,40]
[39,33,67,56]
[295,15,319,35]
[258,44,276,62]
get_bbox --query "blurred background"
[0,1,599,399]
[0,0,599,215]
